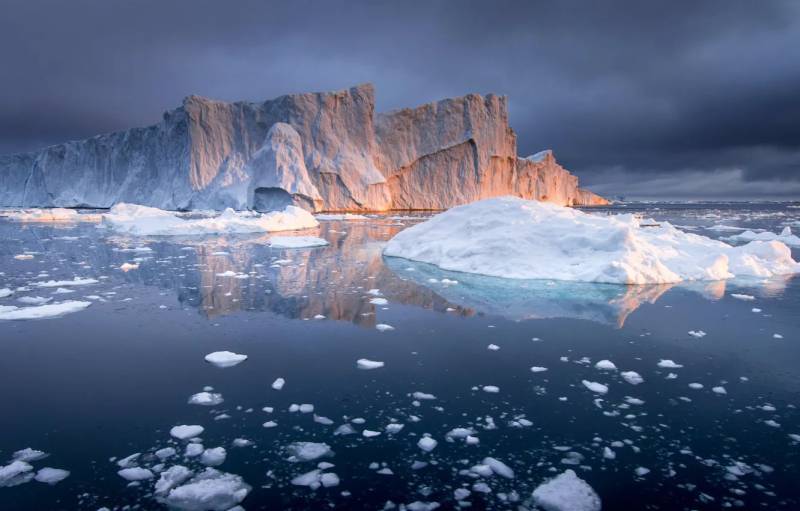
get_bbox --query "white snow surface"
[727,226,800,247]
[383,197,800,285]
[34,467,70,484]
[532,469,602,511]
[170,425,205,440]
[0,300,91,320]
[101,203,319,236]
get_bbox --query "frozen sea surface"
[0,202,799,510]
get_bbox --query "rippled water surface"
[1,202,799,510]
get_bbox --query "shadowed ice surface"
[0,202,799,510]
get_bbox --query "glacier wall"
[0,84,607,211]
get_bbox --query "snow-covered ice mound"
[383,197,800,285]
[0,301,91,320]
[101,203,319,236]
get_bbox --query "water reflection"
[2,217,792,328]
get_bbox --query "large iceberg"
[383,196,800,285]
[0,84,605,212]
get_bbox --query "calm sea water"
[1,202,799,510]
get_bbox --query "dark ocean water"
[0,202,799,510]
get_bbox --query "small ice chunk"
[731,293,755,301]
[376,323,395,332]
[483,457,514,479]
[386,423,405,434]
[170,425,205,440]
[0,460,33,487]
[200,447,227,467]
[532,469,601,511]
[164,468,250,510]
[657,359,683,369]
[204,351,247,368]
[154,465,193,495]
[370,297,388,305]
[582,380,608,394]
[185,443,204,457]
[118,467,154,481]
[487,344,500,351]
[0,300,91,320]
[34,467,70,484]
[268,236,328,249]
[188,392,224,406]
[531,366,549,373]
[417,436,438,452]
[620,371,644,385]
[271,378,285,390]
[688,383,704,390]
[156,447,177,459]
[594,360,617,370]
[286,442,333,462]
[13,448,48,462]
[712,386,727,395]
[688,330,707,338]
[357,359,384,370]
[412,391,436,400]
[482,385,500,393]
[362,430,381,438]
[634,467,650,476]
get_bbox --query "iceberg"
[383,197,800,285]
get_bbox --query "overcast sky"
[1,0,798,199]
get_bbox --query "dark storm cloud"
[1,0,798,198]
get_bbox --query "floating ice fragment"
[188,392,224,406]
[483,457,514,479]
[286,442,333,462]
[731,293,755,301]
[170,425,204,440]
[369,297,388,305]
[271,378,285,390]
[118,467,154,481]
[13,448,48,462]
[712,386,727,395]
[200,447,226,467]
[376,323,395,331]
[657,359,683,369]
[531,366,549,373]
[268,236,328,249]
[582,381,608,394]
[0,300,91,320]
[532,469,601,511]
[595,360,617,370]
[163,468,250,510]
[357,359,384,370]
[34,467,70,484]
[482,385,500,393]
[204,351,247,368]
[487,344,500,351]
[688,330,707,338]
[33,277,98,288]
[620,371,644,385]
[0,460,33,487]
[417,436,438,452]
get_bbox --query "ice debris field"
[1,200,799,510]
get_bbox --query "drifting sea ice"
[286,442,333,462]
[118,467,154,481]
[188,392,224,406]
[0,300,91,320]
[204,351,248,368]
[357,358,385,370]
[0,460,33,487]
[531,469,601,511]
[33,467,70,484]
[170,425,205,440]
[101,203,319,236]
[620,371,644,385]
[162,468,251,511]
[13,448,48,462]
[271,378,285,390]
[727,226,800,247]
[582,381,609,394]
[417,436,438,452]
[383,197,800,284]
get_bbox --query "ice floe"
[0,300,91,320]
[33,467,70,484]
[0,460,33,487]
[582,381,609,394]
[357,358,385,370]
[532,469,601,511]
[170,425,205,440]
[118,467,154,481]
[286,442,333,462]
[204,351,248,368]
[383,197,800,284]
[727,226,800,247]
[162,468,250,511]
[101,203,319,236]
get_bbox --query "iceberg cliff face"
[0,84,606,211]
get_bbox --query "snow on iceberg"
[383,197,800,285]
[101,203,319,236]
[726,226,800,247]
[0,301,91,320]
